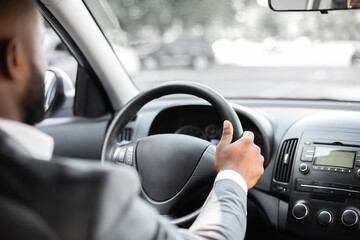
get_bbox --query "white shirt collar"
[0,118,54,161]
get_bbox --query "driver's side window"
[42,23,78,119]
[42,25,78,84]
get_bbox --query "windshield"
[84,0,360,101]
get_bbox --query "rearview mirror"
[269,0,360,12]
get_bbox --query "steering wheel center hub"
[137,134,210,201]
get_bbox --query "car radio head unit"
[314,147,356,169]
[300,143,360,174]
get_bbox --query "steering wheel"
[101,81,243,226]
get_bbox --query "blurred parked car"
[140,39,214,70]
[351,48,360,66]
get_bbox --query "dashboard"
[122,98,360,240]
[40,97,360,240]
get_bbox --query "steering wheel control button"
[292,202,310,220]
[299,163,309,174]
[114,147,126,163]
[341,209,360,227]
[318,210,332,226]
[125,146,134,165]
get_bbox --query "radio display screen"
[314,147,355,168]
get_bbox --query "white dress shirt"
[0,118,54,161]
[215,169,248,195]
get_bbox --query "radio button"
[318,210,332,226]
[303,146,315,152]
[299,163,309,174]
[301,154,313,162]
[301,147,315,162]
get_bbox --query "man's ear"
[4,38,29,82]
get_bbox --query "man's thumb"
[219,120,233,145]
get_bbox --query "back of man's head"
[0,0,46,125]
[0,0,37,74]
[0,1,37,38]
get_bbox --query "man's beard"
[22,64,45,125]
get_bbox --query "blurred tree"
[108,0,237,38]
[106,0,360,42]
[297,11,360,40]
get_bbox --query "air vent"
[118,128,133,142]
[274,138,298,183]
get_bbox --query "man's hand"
[215,120,264,189]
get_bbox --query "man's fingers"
[239,131,255,146]
[218,120,233,146]
[242,131,255,141]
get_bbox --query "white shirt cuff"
[215,170,248,195]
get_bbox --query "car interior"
[3,0,360,239]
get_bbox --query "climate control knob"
[318,210,332,226]
[292,202,310,220]
[341,209,359,227]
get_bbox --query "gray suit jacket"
[95,166,247,240]
[0,130,247,240]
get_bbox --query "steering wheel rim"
[101,81,243,225]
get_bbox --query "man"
[0,1,264,239]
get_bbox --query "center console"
[273,130,360,239]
